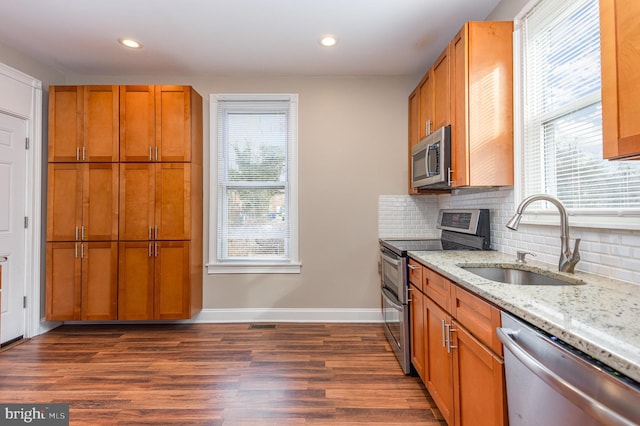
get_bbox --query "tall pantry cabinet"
[46,85,203,321]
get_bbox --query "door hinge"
[24,217,28,229]
[25,137,29,150]
[23,296,27,308]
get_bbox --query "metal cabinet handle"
[155,146,158,161]
[446,323,457,353]
[441,320,446,347]
[75,243,78,258]
[408,264,417,270]
[496,327,632,426]
[447,168,453,187]
[0,256,7,263]
[148,243,152,257]
[82,146,86,161]
[426,119,432,136]
[81,243,84,258]
[81,226,85,241]
[76,146,80,161]
[155,226,158,240]
[155,243,158,257]
[75,226,79,241]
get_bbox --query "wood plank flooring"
[0,323,446,425]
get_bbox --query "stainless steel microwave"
[411,125,451,189]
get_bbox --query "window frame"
[208,93,300,274]
[513,0,640,231]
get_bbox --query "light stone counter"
[408,250,640,383]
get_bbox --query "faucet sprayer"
[507,194,580,273]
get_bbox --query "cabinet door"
[156,163,191,240]
[84,85,119,162]
[83,163,119,241]
[119,163,155,241]
[418,72,433,140]
[432,47,450,131]
[82,242,118,320]
[46,242,81,320]
[156,86,192,162]
[409,284,426,381]
[120,85,155,162]
[424,266,451,312]
[425,297,455,425]
[46,163,83,241]
[118,241,154,320]
[452,322,506,426]
[48,86,83,162]
[600,0,640,159]
[155,241,190,319]
[450,22,513,187]
[408,89,420,195]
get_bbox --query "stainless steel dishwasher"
[497,312,640,426]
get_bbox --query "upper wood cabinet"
[46,163,119,242]
[408,89,420,195]
[120,85,195,162]
[48,85,119,162]
[450,21,514,187]
[600,0,640,159]
[119,163,191,241]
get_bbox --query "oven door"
[381,287,410,374]
[379,248,407,304]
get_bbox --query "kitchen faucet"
[506,194,581,273]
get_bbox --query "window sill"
[518,210,640,231]
[207,262,302,274]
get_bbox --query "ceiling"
[0,0,502,77]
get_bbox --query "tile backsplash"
[379,188,640,285]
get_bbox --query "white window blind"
[210,94,299,273]
[518,0,640,214]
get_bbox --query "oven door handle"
[380,251,400,266]
[381,287,403,310]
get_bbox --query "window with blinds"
[210,94,299,273]
[517,0,640,216]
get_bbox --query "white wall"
[70,73,416,314]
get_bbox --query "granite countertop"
[408,250,640,383]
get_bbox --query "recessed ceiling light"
[118,38,143,49]
[320,35,338,47]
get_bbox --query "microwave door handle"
[427,144,438,176]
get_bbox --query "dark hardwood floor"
[0,323,446,425]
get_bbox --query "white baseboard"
[190,308,383,323]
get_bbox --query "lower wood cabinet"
[118,241,192,320]
[46,241,118,321]
[409,283,426,381]
[409,262,506,426]
[425,296,455,424]
[452,321,506,426]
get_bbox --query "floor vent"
[248,323,277,330]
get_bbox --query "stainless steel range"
[379,209,491,374]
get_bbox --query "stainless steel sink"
[461,265,585,286]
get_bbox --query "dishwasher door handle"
[497,327,635,426]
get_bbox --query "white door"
[0,111,27,344]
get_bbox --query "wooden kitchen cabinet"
[450,21,514,187]
[408,89,420,195]
[120,85,195,162]
[46,241,118,321]
[48,85,119,162]
[600,0,640,159]
[118,241,192,320]
[425,296,455,425]
[409,261,506,426]
[418,71,433,141]
[119,163,191,241]
[47,84,203,322]
[46,163,119,242]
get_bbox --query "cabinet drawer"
[408,259,423,292]
[424,267,451,311]
[453,285,502,356]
